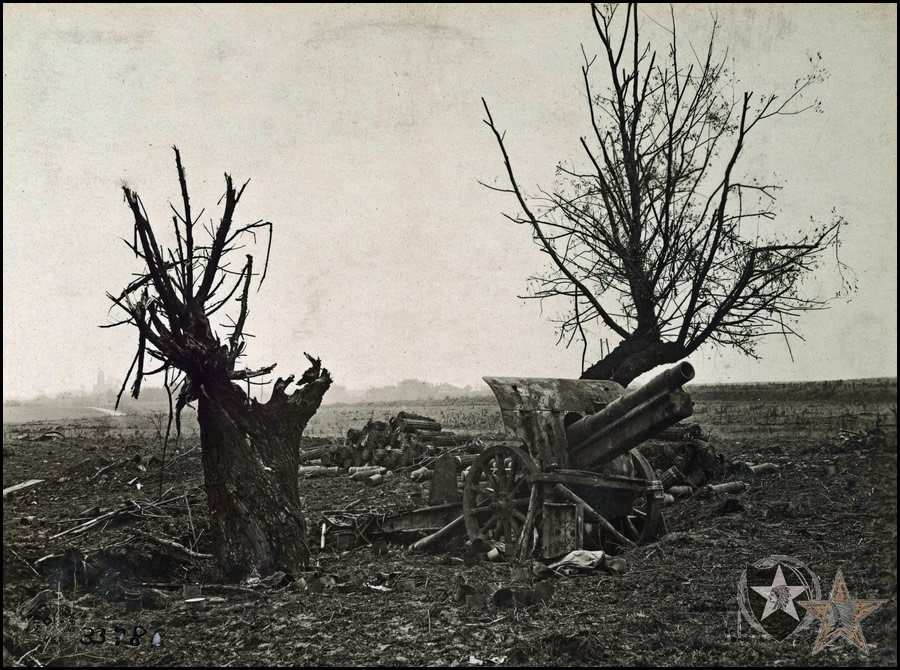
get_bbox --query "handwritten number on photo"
[130,625,147,647]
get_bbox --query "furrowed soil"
[2,415,897,667]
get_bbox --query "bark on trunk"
[196,367,331,580]
[580,339,688,386]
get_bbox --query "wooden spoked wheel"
[619,450,664,545]
[463,445,539,550]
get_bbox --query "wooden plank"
[528,470,646,493]
[3,479,44,497]
[409,514,466,551]
[377,503,463,534]
[542,502,583,559]
[428,454,460,506]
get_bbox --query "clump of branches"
[102,147,331,578]
[482,3,852,382]
[102,148,277,470]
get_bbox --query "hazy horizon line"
[4,374,896,405]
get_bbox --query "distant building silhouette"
[94,369,111,395]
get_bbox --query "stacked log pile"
[320,412,464,470]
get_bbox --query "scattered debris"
[641,438,728,488]
[124,589,142,612]
[410,514,467,552]
[659,466,685,488]
[1,404,895,667]
[839,428,888,450]
[509,566,530,582]
[49,499,141,539]
[717,498,745,515]
[486,546,505,562]
[365,473,385,487]
[185,597,207,611]
[455,583,478,603]
[747,462,778,475]
[298,465,341,478]
[349,466,386,480]
[654,422,703,442]
[3,479,44,498]
[466,594,487,611]
[492,587,533,608]
[703,481,748,495]
[492,581,554,609]
[548,549,613,574]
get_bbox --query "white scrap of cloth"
[548,549,607,572]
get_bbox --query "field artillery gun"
[464,362,695,558]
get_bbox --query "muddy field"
[2,410,897,667]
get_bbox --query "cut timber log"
[297,446,330,464]
[410,466,433,482]
[396,418,442,434]
[454,454,479,471]
[414,431,458,446]
[410,514,466,551]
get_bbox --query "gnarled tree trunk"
[197,366,330,580]
[581,338,688,386]
[109,148,332,581]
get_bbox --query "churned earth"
[2,418,896,667]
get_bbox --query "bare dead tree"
[482,3,851,386]
[104,147,331,579]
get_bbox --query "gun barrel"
[566,362,694,447]
[566,362,695,469]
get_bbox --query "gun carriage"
[463,362,695,557]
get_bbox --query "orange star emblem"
[797,570,885,654]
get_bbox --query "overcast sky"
[3,4,897,399]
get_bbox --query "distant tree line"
[4,384,173,406]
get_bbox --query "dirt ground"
[2,420,896,667]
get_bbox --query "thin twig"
[132,528,212,560]
[185,493,197,550]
